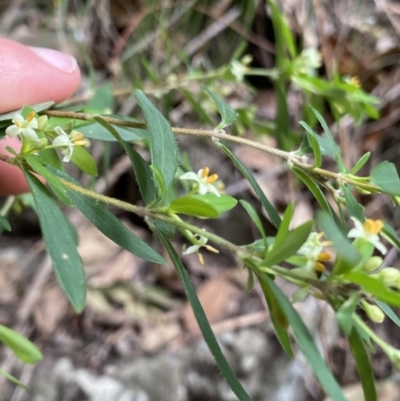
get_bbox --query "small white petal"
[28,119,38,129]
[53,135,71,147]
[12,114,25,125]
[183,245,200,255]
[180,172,200,182]
[5,125,21,137]
[22,127,40,142]
[206,184,221,197]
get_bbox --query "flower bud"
[361,300,385,323]
[34,137,48,150]
[373,267,400,288]
[37,115,48,131]
[361,256,382,272]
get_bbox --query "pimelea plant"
[0,3,398,401]
[0,87,399,401]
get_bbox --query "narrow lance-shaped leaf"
[262,221,313,266]
[216,142,281,229]
[94,116,157,205]
[0,325,43,364]
[23,170,86,312]
[50,168,166,265]
[0,214,11,231]
[293,167,340,225]
[204,87,237,129]
[262,274,347,401]
[155,228,253,401]
[134,89,178,189]
[239,200,267,246]
[311,106,346,172]
[299,121,322,168]
[348,328,377,401]
[254,270,293,357]
[343,271,400,308]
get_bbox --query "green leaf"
[37,147,63,171]
[168,196,219,218]
[317,211,361,274]
[216,142,281,229]
[376,300,400,327]
[382,223,400,249]
[25,155,72,206]
[0,367,28,388]
[350,152,370,174]
[192,194,237,214]
[274,202,294,246]
[255,271,293,357]
[261,221,313,266]
[154,228,253,401]
[79,123,144,142]
[348,328,377,401]
[263,274,347,401]
[151,165,167,205]
[342,186,364,222]
[293,167,339,224]
[22,171,86,312]
[311,107,345,172]
[371,161,400,196]
[336,293,358,335]
[268,0,296,60]
[299,121,322,168]
[0,214,11,231]
[85,84,114,111]
[134,89,178,189]
[93,116,157,205]
[0,101,54,121]
[0,325,43,363]
[343,271,400,307]
[70,146,98,176]
[204,87,237,129]
[50,169,166,265]
[239,200,267,245]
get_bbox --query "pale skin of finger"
[0,39,81,195]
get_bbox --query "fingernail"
[29,47,78,73]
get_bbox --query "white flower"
[6,111,39,142]
[53,127,74,162]
[230,60,247,82]
[180,167,221,197]
[183,230,219,265]
[298,232,330,273]
[348,217,387,255]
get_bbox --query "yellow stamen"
[74,139,89,147]
[197,252,205,265]
[350,76,361,88]
[206,174,219,184]
[315,261,326,273]
[317,252,331,261]
[26,111,36,122]
[205,245,219,254]
[71,132,84,142]
[363,219,383,235]
[201,167,210,179]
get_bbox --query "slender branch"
[41,110,382,193]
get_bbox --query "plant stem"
[40,110,381,193]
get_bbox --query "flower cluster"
[5,112,88,162]
[182,229,219,265]
[297,232,331,274]
[347,217,387,255]
[180,167,221,197]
